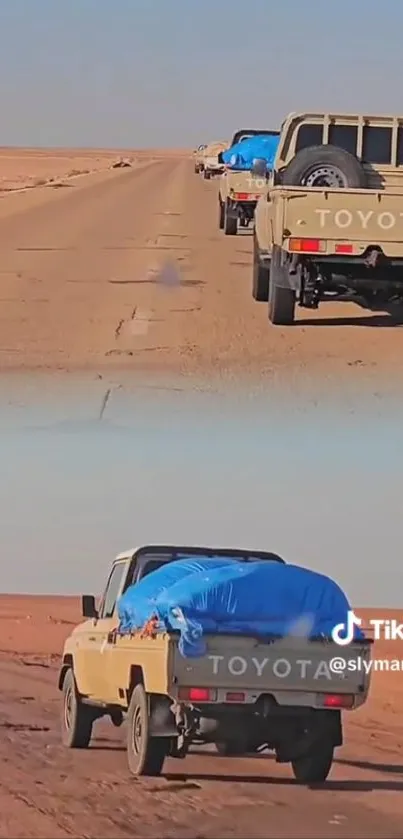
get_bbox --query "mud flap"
[149,695,178,737]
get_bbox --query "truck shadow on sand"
[297,312,403,328]
[90,742,403,791]
[336,756,403,776]
[164,768,403,792]
[296,298,403,327]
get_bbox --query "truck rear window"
[295,121,395,164]
[362,125,392,164]
[295,123,323,152]
[328,124,357,156]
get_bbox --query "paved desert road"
[1,598,403,839]
[1,158,403,382]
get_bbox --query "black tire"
[61,668,94,749]
[194,165,200,174]
[268,246,296,325]
[252,232,270,302]
[282,144,367,189]
[291,746,334,784]
[218,199,225,230]
[204,170,211,180]
[126,685,168,777]
[223,200,238,236]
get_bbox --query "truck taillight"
[178,687,216,702]
[334,243,353,254]
[322,693,354,709]
[289,238,326,253]
[225,691,245,702]
[233,192,249,200]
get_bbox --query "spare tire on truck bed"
[281,144,367,189]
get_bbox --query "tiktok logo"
[331,610,362,646]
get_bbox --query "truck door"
[76,560,127,701]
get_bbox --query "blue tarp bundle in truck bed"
[221,133,280,170]
[117,557,361,657]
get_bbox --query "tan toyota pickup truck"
[218,129,280,235]
[59,544,372,782]
[253,111,403,324]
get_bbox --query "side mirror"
[82,594,98,619]
[251,158,268,177]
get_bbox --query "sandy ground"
[0,147,187,192]
[0,598,402,838]
[0,156,401,383]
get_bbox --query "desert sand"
[1,155,403,837]
[0,597,402,838]
[0,147,188,192]
[0,155,401,382]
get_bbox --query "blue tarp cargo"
[221,133,280,171]
[117,556,361,658]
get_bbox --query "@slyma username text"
[330,657,403,675]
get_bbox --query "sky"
[1,380,402,606]
[0,0,400,147]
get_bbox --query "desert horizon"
[0,146,190,193]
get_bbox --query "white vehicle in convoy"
[200,141,228,179]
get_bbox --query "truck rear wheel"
[194,164,200,174]
[127,684,168,777]
[282,144,366,189]
[268,247,296,325]
[61,668,94,749]
[204,169,211,180]
[291,745,334,784]
[252,232,270,302]
[224,200,238,235]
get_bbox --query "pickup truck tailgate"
[172,634,371,707]
[272,185,403,256]
[225,171,268,199]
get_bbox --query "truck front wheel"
[61,668,95,749]
[127,684,168,777]
[291,745,334,784]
